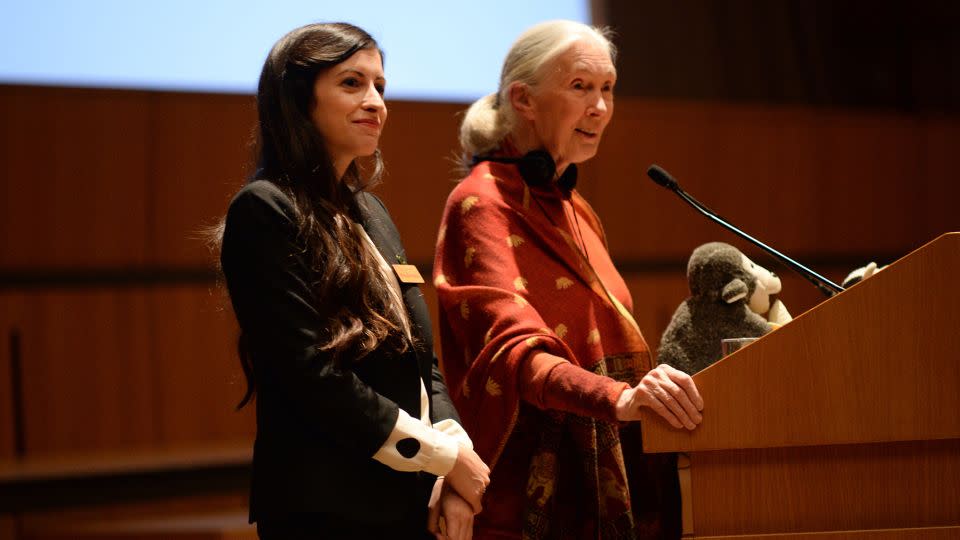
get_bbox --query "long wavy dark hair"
[224,23,409,408]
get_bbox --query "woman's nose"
[589,93,608,116]
[362,85,385,112]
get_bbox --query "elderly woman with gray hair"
[433,20,704,539]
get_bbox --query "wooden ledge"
[0,443,252,513]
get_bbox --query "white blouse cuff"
[372,408,461,476]
[433,418,473,450]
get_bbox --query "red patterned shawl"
[434,160,659,538]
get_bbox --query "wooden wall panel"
[2,295,24,539]
[586,100,956,264]
[586,101,817,261]
[372,101,465,263]
[19,493,250,539]
[24,511,256,540]
[2,85,955,273]
[0,294,22,461]
[150,286,254,445]
[698,527,960,540]
[2,285,256,457]
[0,86,150,269]
[16,290,156,455]
[919,118,960,240]
[690,440,960,535]
[621,273,689,356]
[808,111,925,254]
[0,518,15,540]
[148,94,256,268]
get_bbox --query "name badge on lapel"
[392,264,425,284]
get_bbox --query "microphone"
[646,164,843,298]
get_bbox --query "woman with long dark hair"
[218,23,488,539]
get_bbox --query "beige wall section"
[0,84,957,461]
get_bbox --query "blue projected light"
[0,0,590,102]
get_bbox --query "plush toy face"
[688,242,749,302]
[687,242,782,316]
[740,253,781,315]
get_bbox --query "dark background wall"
[605,0,960,111]
[1,2,958,536]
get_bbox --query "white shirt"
[355,224,472,476]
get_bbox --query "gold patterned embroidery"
[461,195,480,214]
[554,324,568,339]
[513,294,528,307]
[485,377,502,396]
[587,328,601,345]
[434,274,447,287]
[526,452,557,506]
[484,327,494,345]
[464,247,476,268]
[437,225,447,243]
[600,466,629,507]
[460,300,470,320]
[556,277,574,290]
[506,234,525,247]
[513,276,528,291]
[525,336,541,347]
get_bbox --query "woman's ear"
[508,82,536,121]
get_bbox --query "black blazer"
[221,180,460,525]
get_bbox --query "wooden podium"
[640,233,960,539]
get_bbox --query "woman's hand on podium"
[616,364,704,430]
